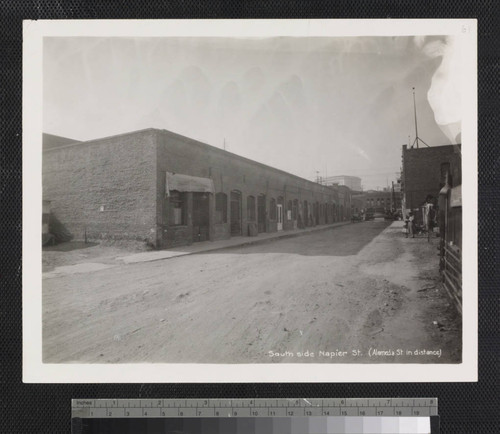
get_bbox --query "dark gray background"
[1,1,498,433]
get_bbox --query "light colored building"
[321,175,362,192]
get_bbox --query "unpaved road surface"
[43,221,461,363]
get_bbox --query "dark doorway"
[192,193,210,242]
[257,194,266,233]
[230,190,242,236]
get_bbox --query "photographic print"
[23,20,477,382]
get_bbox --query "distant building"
[351,190,394,214]
[392,179,402,212]
[321,175,362,192]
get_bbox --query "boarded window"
[215,192,227,224]
[247,195,256,221]
[169,191,185,226]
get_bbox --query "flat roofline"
[43,132,81,142]
[43,127,342,195]
[42,128,158,152]
[403,143,461,151]
[155,129,341,193]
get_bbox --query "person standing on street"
[408,211,415,238]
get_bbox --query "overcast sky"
[43,36,461,190]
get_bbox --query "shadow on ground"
[205,220,393,257]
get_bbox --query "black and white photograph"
[23,20,477,382]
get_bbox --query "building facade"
[351,190,394,214]
[400,143,462,312]
[401,144,462,213]
[392,179,402,213]
[43,128,352,248]
[321,175,362,192]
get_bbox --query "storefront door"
[192,192,209,242]
[257,194,266,233]
[230,190,242,236]
[277,204,283,231]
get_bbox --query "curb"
[157,221,353,259]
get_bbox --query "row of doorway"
[230,190,342,237]
[229,191,283,236]
[194,190,342,241]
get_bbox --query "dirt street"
[42,221,461,364]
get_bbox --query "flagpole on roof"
[411,87,430,149]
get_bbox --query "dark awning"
[166,172,214,194]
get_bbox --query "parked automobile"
[351,214,363,222]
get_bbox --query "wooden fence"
[439,184,462,313]
[443,243,462,314]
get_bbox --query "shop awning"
[166,172,214,194]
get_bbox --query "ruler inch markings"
[72,397,438,419]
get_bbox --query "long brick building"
[43,128,352,248]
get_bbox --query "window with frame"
[169,190,185,226]
[215,192,227,224]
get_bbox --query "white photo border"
[23,19,477,383]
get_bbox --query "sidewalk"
[117,221,352,264]
[43,221,351,278]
